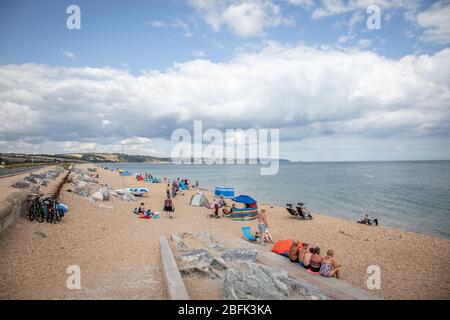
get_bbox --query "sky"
[0,0,449,161]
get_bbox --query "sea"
[103,161,450,240]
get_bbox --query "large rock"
[11,179,32,189]
[25,176,41,184]
[171,234,183,242]
[179,265,220,279]
[91,191,104,202]
[222,248,258,263]
[98,186,110,201]
[73,181,97,197]
[222,263,289,300]
[211,257,228,271]
[180,249,214,265]
[119,193,135,201]
[280,277,330,300]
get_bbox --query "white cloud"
[188,0,293,37]
[148,18,193,37]
[62,51,77,61]
[1,43,449,157]
[192,50,206,58]
[417,1,450,44]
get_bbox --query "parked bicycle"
[28,195,63,224]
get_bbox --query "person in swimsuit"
[309,247,323,272]
[298,243,309,267]
[288,240,300,263]
[257,209,267,244]
[320,250,341,279]
[303,247,314,269]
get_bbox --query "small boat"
[116,187,149,197]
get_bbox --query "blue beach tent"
[231,195,257,205]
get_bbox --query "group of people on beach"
[288,241,341,279]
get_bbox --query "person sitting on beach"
[223,203,234,215]
[309,247,323,273]
[320,250,341,279]
[303,248,314,269]
[298,243,309,267]
[288,240,300,263]
[218,196,226,208]
[134,203,145,215]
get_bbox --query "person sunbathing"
[320,250,341,279]
[309,247,323,273]
[298,243,309,267]
[288,240,300,263]
[302,247,314,269]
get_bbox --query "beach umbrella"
[231,195,257,204]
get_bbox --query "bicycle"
[27,195,45,223]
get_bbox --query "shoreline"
[104,163,450,241]
[0,163,449,300]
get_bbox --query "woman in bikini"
[302,247,314,269]
[319,250,341,279]
[309,247,323,273]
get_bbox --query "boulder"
[98,186,110,201]
[24,176,41,184]
[176,241,188,252]
[91,191,104,202]
[208,242,225,251]
[73,181,97,197]
[179,265,220,279]
[211,257,228,271]
[11,179,32,189]
[119,193,135,201]
[222,248,258,263]
[171,234,183,242]
[222,264,289,300]
[180,249,213,265]
[280,277,330,300]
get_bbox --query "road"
[0,166,45,178]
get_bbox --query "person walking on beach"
[320,250,341,279]
[257,209,274,244]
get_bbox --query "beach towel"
[306,269,320,275]
[271,240,303,254]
